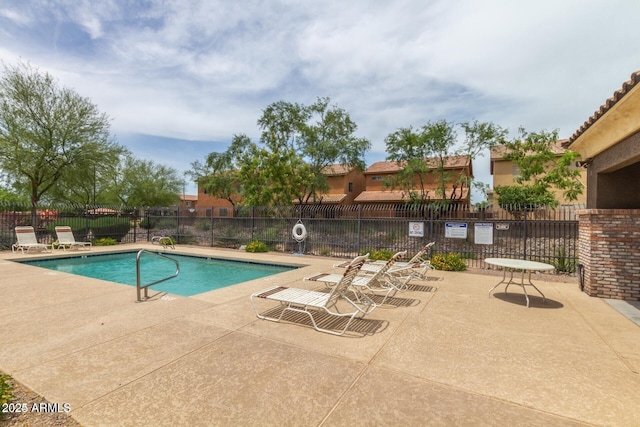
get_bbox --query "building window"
[186,201,191,207]
[512,165,520,178]
[371,176,383,181]
[348,182,353,192]
[219,208,228,217]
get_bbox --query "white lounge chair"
[54,226,92,251]
[307,250,411,305]
[12,226,51,253]
[251,254,376,336]
[365,242,435,280]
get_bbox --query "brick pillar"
[576,209,640,300]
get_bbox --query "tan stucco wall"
[491,158,587,206]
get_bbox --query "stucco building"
[564,70,640,301]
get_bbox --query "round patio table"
[485,258,555,308]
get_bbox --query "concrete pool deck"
[1,244,639,426]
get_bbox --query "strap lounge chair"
[307,251,411,306]
[251,254,376,336]
[54,226,92,251]
[12,226,51,254]
[366,242,435,280]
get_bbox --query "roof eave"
[567,70,640,158]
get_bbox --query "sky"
[1,0,639,200]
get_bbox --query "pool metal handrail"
[136,249,180,302]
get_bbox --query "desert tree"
[103,153,183,207]
[495,127,583,213]
[0,61,123,221]
[385,120,506,205]
[193,97,370,207]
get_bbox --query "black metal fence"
[0,202,582,273]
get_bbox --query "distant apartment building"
[303,164,366,205]
[355,156,472,203]
[489,141,587,208]
[196,155,474,217]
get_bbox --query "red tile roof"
[490,140,568,160]
[365,156,471,174]
[317,194,347,203]
[566,70,640,146]
[321,164,353,176]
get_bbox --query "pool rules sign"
[445,222,467,239]
[474,223,493,245]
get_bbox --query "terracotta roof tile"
[365,156,470,174]
[321,164,353,176]
[354,190,407,202]
[490,139,569,160]
[317,194,347,203]
[354,188,469,203]
[567,70,640,146]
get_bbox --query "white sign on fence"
[408,222,424,237]
[445,222,468,239]
[474,223,493,245]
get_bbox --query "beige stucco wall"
[491,157,587,206]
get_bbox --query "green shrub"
[90,217,131,242]
[139,217,157,229]
[46,218,90,240]
[369,248,394,261]
[245,240,268,253]
[159,236,176,246]
[194,219,211,231]
[553,247,576,274]
[256,226,280,241]
[93,237,118,246]
[0,234,13,251]
[430,252,467,271]
[0,373,15,419]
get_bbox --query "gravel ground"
[1,373,81,427]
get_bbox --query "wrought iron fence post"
[251,206,255,242]
[84,204,89,241]
[357,204,361,255]
[210,211,214,247]
[429,204,434,239]
[523,205,528,260]
[175,205,179,243]
[133,207,137,243]
[145,207,150,242]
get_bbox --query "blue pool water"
[22,252,295,297]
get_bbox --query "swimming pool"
[21,251,296,297]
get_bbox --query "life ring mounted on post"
[292,221,307,242]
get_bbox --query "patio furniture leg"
[488,269,510,297]
[524,271,545,304]
[519,270,530,308]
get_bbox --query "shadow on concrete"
[259,306,390,337]
[492,292,564,309]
